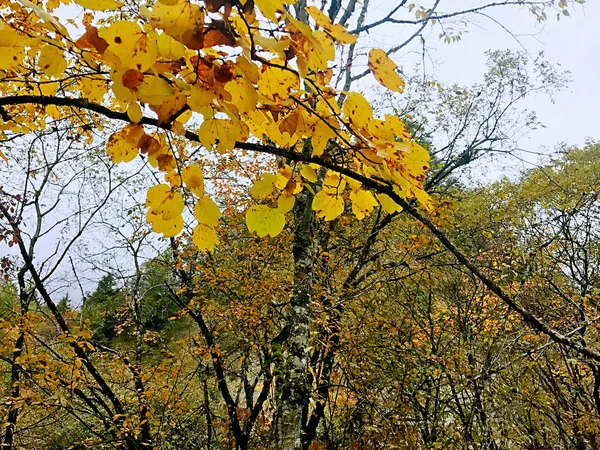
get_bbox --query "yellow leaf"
[305,6,357,44]
[0,23,40,48]
[312,189,344,221]
[38,44,68,77]
[368,49,405,93]
[311,119,337,156]
[194,196,222,226]
[0,150,8,165]
[322,171,346,193]
[75,0,123,10]
[127,102,143,123]
[147,137,177,172]
[376,193,402,214]
[254,0,292,23]
[165,169,182,188]
[192,224,219,252]
[310,31,335,65]
[225,77,258,113]
[157,32,185,59]
[349,189,378,220]
[385,114,411,140]
[142,0,205,49]
[277,193,295,213]
[106,124,144,163]
[275,164,293,190]
[249,173,278,199]
[253,33,291,54]
[345,176,361,192]
[147,212,184,237]
[246,205,286,238]
[100,21,158,71]
[343,92,372,129]
[199,118,245,153]
[257,61,299,102]
[150,91,187,124]
[146,184,184,220]
[367,119,395,141]
[0,47,25,71]
[181,163,204,197]
[300,164,317,183]
[136,76,175,105]
[287,16,323,54]
[188,84,215,112]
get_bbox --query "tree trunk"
[2,268,29,450]
[278,142,314,449]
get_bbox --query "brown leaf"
[76,25,109,54]
[121,69,144,89]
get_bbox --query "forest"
[0,0,598,448]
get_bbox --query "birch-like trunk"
[278,143,314,450]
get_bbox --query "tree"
[0,0,592,449]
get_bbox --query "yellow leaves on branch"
[0,0,435,252]
[144,161,222,251]
[245,164,298,238]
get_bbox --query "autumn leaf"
[350,189,378,220]
[246,205,286,238]
[368,49,405,93]
[194,196,222,226]
[254,0,292,23]
[74,0,123,10]
[305,6,358,44]
[300,164,318,183]
[376,193,402,214]
[199,118,247,153]
[277,193,295,213]
[181,163,205,197]
[250,173,278,199]
[192,223,219,252]
[106,124,144,164]
[343,92,372,129]
[38,45,68,77]
[312,189,344,221]
[146,184,184,220]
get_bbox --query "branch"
[353,1,550,34]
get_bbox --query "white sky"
[429,1,598,152]
[357,0,598,168]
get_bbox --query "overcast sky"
[433,1,598,150]
[351,0,598,174]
